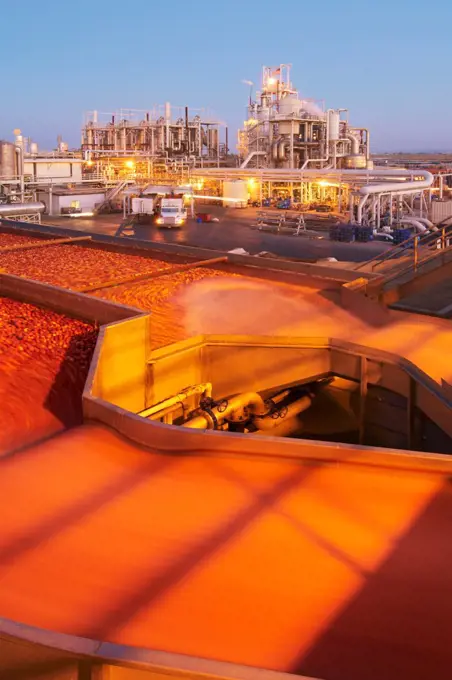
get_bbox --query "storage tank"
[328,110,340,141]
[0,141,17,177]
[223,180,248,208]
[279,95,301,134]
[30,142,39,155]
[344,155,367,169]
[279,95,301,116]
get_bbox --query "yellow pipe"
[253,395,312,431]
[139,383,212,419]
[184,391,268,430]
[253,416,302,438]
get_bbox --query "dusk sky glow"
[2,0,452,152]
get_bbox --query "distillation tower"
[238,65,370,170]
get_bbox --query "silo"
[0,141,17,177]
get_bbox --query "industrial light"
[247,178,256,188]
[68,211,94,218]
[317,180,339,187]
[155,217,163,224]
[194,194,246,203]
[125,160,135,169]
[268,77,276,85]
[86,160,94,167]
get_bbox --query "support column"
[407,376,416,451]
[48,185,54,216]
[359,356,368,445]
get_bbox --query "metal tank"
[278,95,300,115]
[344,155,367,169]
[278,95,301,134]
[328,110,340,141]
[0,141,17,177]
[30,142,39,155]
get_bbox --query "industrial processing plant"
[82,104,226,168]
[1,56,452,680]
[238,64,370,170]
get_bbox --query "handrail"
[356,224,452,273]
[355,234,418,271]
[374,238,452,288]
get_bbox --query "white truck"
[155,197,187,228]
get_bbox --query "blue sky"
[2,0,451,152]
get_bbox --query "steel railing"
[356,224,452,274]
[374,237,452,288]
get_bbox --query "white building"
[24,157,83,183]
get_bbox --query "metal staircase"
[93,180,129,215]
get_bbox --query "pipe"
[253,416,302,437]
[399,217,427,233]
[15,146,25,202]
[357,170,433,196]
[81,256,228,293]
[253,395,312,431]
[356,195,368,224]
[278,140,286,161]
[196,166,434,207]
[139,383,212,419]
[348,128,371,160]
[415,216,436,230]
[344,132,360,155]
[272,139,280,162]
[184,391,269,430]
[0,201,45,216]
[0,234,91,253]
[362,128,371,160]
[185,106,189,147]
[240,151,267,169]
